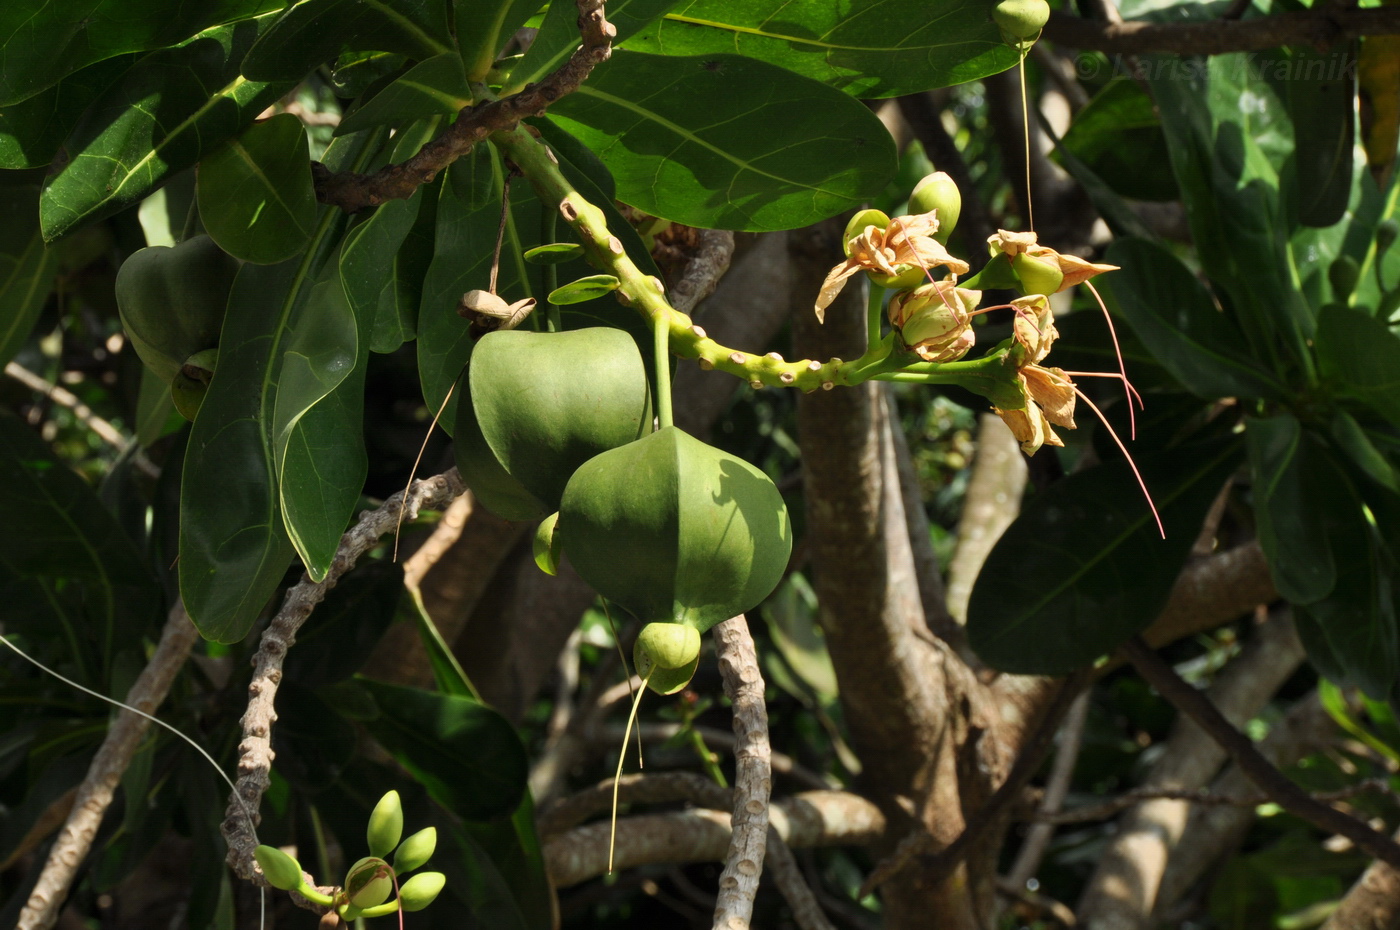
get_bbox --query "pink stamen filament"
[1085,280,1138,440]
[1073,386,1164,538]
[1061,371,1145,410]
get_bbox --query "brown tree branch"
[17,603,199,930]
[221,469,466,887]
[945,414,1027,625]
[1030,778,1400,826]
[6,361,159,478]
[668,229,736,316]
[1321,825,1400,930]
[1005,690,1091,889]
[314,0,615,212]
[1120,636,1400,870]
[1043,6,1400,55]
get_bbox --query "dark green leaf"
[1057,78,1175,202]
[271,682,359,788]
[0,57,135,169]
[508,0,683,93]
[39,18,294,242]
[622,0,1019,98]
[1316,304,1400,427]
[358,678,528,820]
[546,50,897,231]
[331,51,409,98]
[456,0,537,82]
[1285,46,1356,228]
[1100,237,1283,399]
[241,0,452,83]
[448,794,553,930]
[0,185,58,368]
[335,55,471,136]
[548,274,620,304]
[1246,415,1336,604]
[1329,411,1398,491]
[0,0,283,106]
[197,114,317,264]
[284,561,403,687]
[967,442,1242,675]
[405,588,479,698]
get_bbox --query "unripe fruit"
[634,622,702,695]
[908,172,962,245]
[842,208,890,256]
[345,856,394,909]
[254,845,303,891]
[1328,255,1360,301]
[116,235,237,384]
[399,871,447,912]
[366,790,403,859]
[393,827,438,874]
[1012,251,1065,296]
[993,0,1050,48]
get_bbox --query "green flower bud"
[1328,255,1360,301]
[533,512,561,576]
[842,209,890,256]
[908,172,962,245]
[393,827,438,874]
[634,622,702,695]
[888,283,979,362]
[1012,251,1065,296]
[399,871,447,912]
[993,0,1050,48]
[345,856,394,909]
[254,845,303,892]
[366,790,403,858]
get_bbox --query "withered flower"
[992,294,1078,455]
[887,280,979,362]
[987,229,1118,294]
[815,212,970,322]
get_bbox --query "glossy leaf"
[622,0,1019,98]
[456,0,537,82]
[1057,78,1175,202]
[967,442,1242,674]
[1286,45,1356,228]
[523,243,585,264]
[1246,415,1336,604]
[1316,304,1400,428]
[197,114,317,264]
[546,50,897,231]
[0,185,58,368]
[1099,237,1283,399]
[358,678,528,821]
[180,131,383,642]
[548,274,620,304]
[0,0,283,106]
[271,682,358,788]
[508,0,682,92]
[450,795,553,930]
[0,57,135,169]
[1329,411,1398,491]
[241,0,452,82]
[39,18,293,242]
[335,55,471,136]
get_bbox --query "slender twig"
[17,603,200,930]
[765,830,838,930]
[1120,636,1400,870]
[1006,690,1090,887]
[1043,5,1400,54]
[711,615,771,930]
[6,361,159,478]
[314,0,615,212]
[221,470,466,888]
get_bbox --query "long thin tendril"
[1020,48,1034,233]
[1073,387,1165,538]
[609,671,652,873]
[1084,279,1140,439]
[599,599,643,769]
[393,381,456,561]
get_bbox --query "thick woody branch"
[17,603,199,930]
[1043,6,1400,55]
[314,0,615,212]
[712,615,772,930]
[222,470,466,886]
[1321,825,1400,930]
[1120,636,1400,870]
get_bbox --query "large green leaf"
[1100,237,1283,400]
[1285,45,1356,228]
[0,57,136,169]
[179,131,383,642]
[1316,304,1400,427]
[0,0,283,106]
[1057,78,1175,202]
[622,0,1018,98]
[967,442,1242,675]
[445,794,553,930]
[0,411,162,685]
[197,114,317,264]
[1245,415,1336,604]
[358,678,528,821]
[283,560,403,687]
[240,0,452,82]
[334,55,470,136]
[456,0,538,82]
[507,0,682,93]
[39,17,293,242]
[546,50,897,231]
[0,186,58,368]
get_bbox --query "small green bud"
[253,845,303,891]
[993,0,1050,48]
[1012,251,1065,296]
[533,512,561,576]
[842,209,890,256]
[1378,220,1399,254]
[634,622,702,695]
[367,790,404,858]
[339,903,363,922]
[399,871,447,912]
[345,856,394,909]
[393,827,438,874]
[908,172,962,245]
[1328,255,1361,301]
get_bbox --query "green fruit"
[842,208,890,255]
[1012,251,1064,296]
[558,426,792,634]
[993,0,1050,48]
[634,622,702,695]
[399,871,447,912]
[908,172,962,245]
[367,790,404,858]
[169,348,218,422]
[455,328,652,521]
[1328,255,1360,301]
[533,512,562,575]
[116,235,237,384]
[393,827,437,874]
[253,845,303,891]
[345,856,394,909]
